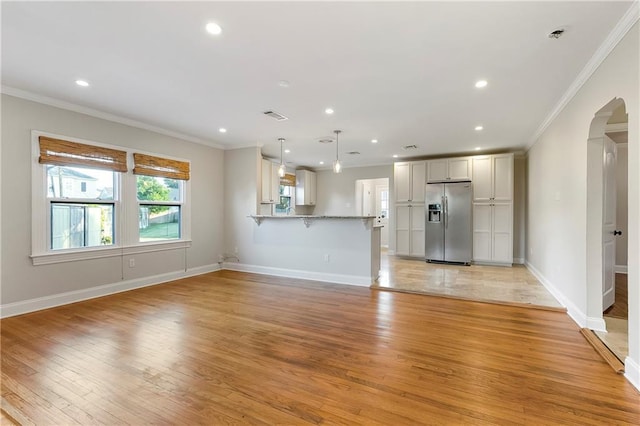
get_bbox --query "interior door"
[375,185,389,247]
[602,136,617,311]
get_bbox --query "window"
[275,173,296,214]
[47,165,116,249]
[32,132,192,265]
[133,153,190,243]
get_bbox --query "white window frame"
[31,131,191,265]
[135,174,184,243]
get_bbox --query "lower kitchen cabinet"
[472,203,512,264]
[395,204,425,257]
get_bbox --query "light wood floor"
[2,270,639,424]
[374,253,563,310]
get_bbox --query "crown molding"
[1,85,226,150]
[527,2,639,150]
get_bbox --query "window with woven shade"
[133,153,189,242]
[37,136,123,250]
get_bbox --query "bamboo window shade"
[280,173,296,186]
[38,136,127,172]
[133,153,190,180]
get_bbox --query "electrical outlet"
[324,254,330,262]
[129,258,135,268]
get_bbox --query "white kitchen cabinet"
[427,157,471,182]
[394,161,426,203]
[472,154,513,202]
[261,158,279,204]
[295,170,317,206]
[472,203,512,264]
[395,204,425,257]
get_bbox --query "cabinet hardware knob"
[613,230,623,236]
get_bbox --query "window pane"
[47,165,114,199]
[139,206,180,242]
[51,203,114,249]
[137,176,181,202]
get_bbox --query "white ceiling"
[1,1,633,169]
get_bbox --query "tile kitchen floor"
[373,252,564,310]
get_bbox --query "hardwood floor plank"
[2,270,639,424]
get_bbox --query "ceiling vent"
[402,144,418,150]
[347,151,361,155]
[263,110,288,121]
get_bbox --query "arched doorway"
[586,98,629,361]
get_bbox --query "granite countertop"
[249,215,376,219]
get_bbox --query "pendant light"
[333,130,342,174]
[278,138,286,177]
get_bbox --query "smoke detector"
[263,110,288,121]
[548,29,565,39]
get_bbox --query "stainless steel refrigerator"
[425,182,472,264]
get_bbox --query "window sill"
[31,240,192,266]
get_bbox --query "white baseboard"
[525,261,586,327]
[624,356,640,392]
[615,264,628,274]
[222,262,372,287]
[513,257,525,265]
[0,263,221,319]
[586,316,607,332]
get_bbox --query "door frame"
[586,98,625,331]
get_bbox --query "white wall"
[314,165,393,216]
[526,22,638,388]
[615,144,628,267]
[0,94,224,308]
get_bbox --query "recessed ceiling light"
[218,128,227,133]
[75,80,89,87]
[475,80,488,88]
[392,154,399,158]
[475,125,484,131]
[371,139,378,144]
[278,80,290,88]
[475,147,482,151]
[325,108,334,115]
[284,149,290,153]
[206,22,222,35]
[319,161,325,165]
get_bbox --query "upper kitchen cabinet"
[260,158,279,204]
[295,169,316,206]
[427,157,472,182]
[472,154,513,202]
[394,161,426,203]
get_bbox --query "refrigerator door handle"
[444,195,448,229]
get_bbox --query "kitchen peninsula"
[228,215,381,286]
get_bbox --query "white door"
[602,136,617,311]
[376,185,389,247]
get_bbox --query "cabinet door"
[394,163,411,203]
[261,159,274,203]
[395,205,410,255]
[472,156,492,202]
[427,160,448,182]
[410,205,425,257]
[493,154,513,202]
[410,162,426,202]
[472,203,492,261]
[308,171,317,205]
[448,157,471,181]
[492,203,513,263]
[271,163,279,204]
